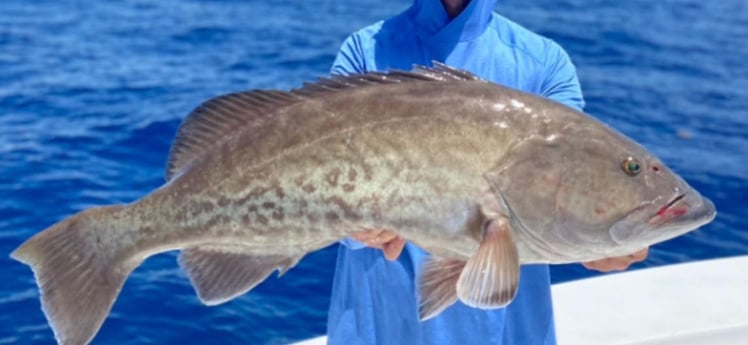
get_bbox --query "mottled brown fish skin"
[121,80,564,261]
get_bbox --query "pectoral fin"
[178,245,302,306]
[456,217,519,309]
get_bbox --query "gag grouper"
[11,63,716,345]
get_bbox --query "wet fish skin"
[10,64,715,344]
[122,76,533,258]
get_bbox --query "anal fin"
[456,217,520,309]
[178,245,302,306]
[418,257,465,320]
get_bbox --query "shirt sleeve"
[331,33,367,76]
[540,40,586,111]
[331,34,368,250]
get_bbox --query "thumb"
[383,236,406,261]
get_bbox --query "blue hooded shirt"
[327,1,584,344]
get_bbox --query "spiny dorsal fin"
[412,62,483,81]
[165,90,302,180]
[165,62,483,180]
[292,62,482,98]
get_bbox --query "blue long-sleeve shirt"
[327,1,584,344]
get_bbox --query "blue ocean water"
[0,0,746,344]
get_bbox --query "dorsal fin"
[412,62,483,81]
[165,90,303,180]
[165,62,483,180]
[291,62,482,98]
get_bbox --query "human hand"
[350,229,406,261]
[582,248,649,272]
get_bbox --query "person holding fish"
[329,0,650,344]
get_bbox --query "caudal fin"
[10,205,142,345]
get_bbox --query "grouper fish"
[12,63,715,345]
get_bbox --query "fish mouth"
[647,193,687,226]
[647,191,715,228]
[611,190,716,245]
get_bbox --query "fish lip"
[611,190,716,245]
[663,193,685,211]
[650,193,686,222]
[648,190,715,227]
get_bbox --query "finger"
[582,258,628,272]
[372,231,399,245]
[350,229,384,242]
[383,236,406,261]
[582,260,609,272]
[350,229,401,250]
[583,247,650,272]
[360,230,397,247]
[628,248,649,262]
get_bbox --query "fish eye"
[621,157,641,176]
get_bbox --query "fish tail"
[11,205,142,345]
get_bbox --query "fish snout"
[610,188,715,246]
[648,189,716,227]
